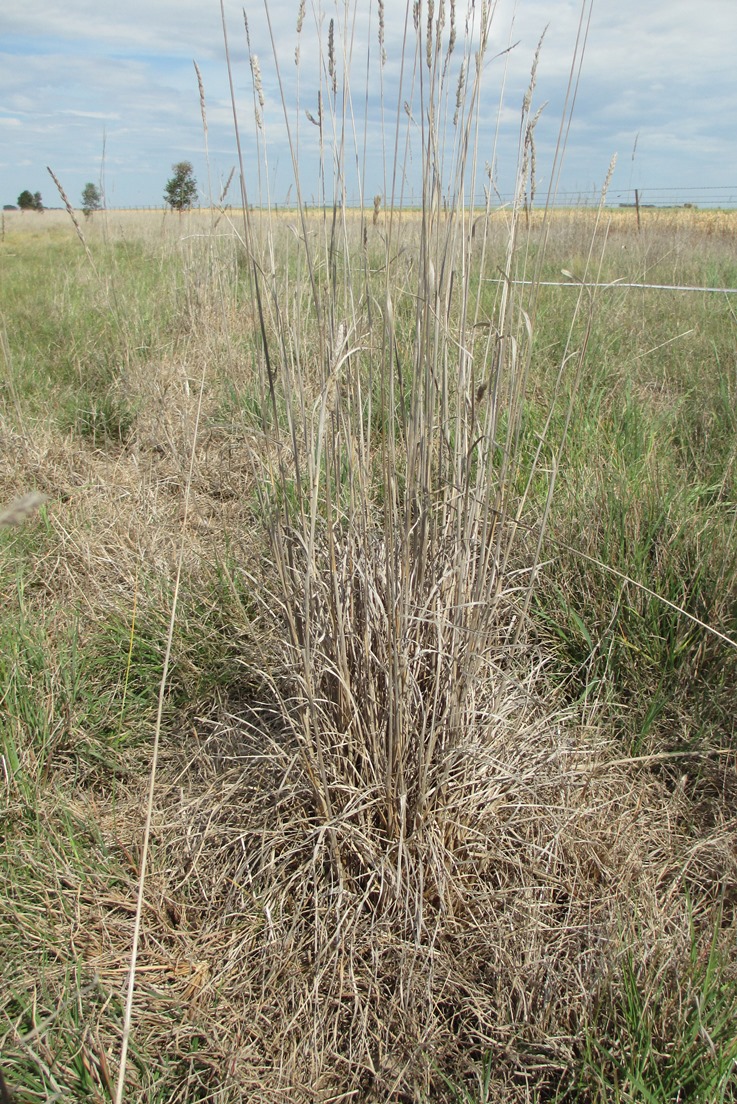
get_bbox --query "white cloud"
[60,109,121,121]
[0,0,735,209]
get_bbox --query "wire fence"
[32,185,735,213]
[537,186,737,209]
[483,278,737,295]
[606,186,737,209]
[8,185,736,216]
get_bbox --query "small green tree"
[33,192,43,212]
[17,190,36,211]
[164,162,197,212]
[81,182,103,219]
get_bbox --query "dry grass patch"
[146,668,715,1101]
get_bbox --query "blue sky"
[1,0,736,210]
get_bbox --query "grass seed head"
[328,18,336,93]
[193,60,207,135]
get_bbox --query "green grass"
[534,278,737,757]
[0,226,244,441]
[575,904,737,1104]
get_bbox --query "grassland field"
[1,203,736,1102]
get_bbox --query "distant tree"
[164,162,197,212]
[81,182,103,218]
[33,192,43,212]
[17,190,36,211]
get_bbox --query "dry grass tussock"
[4,757,733,1100]
[152,670,710,1100]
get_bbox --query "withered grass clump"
[162,663,696,1099]
[141,1,711,1097]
